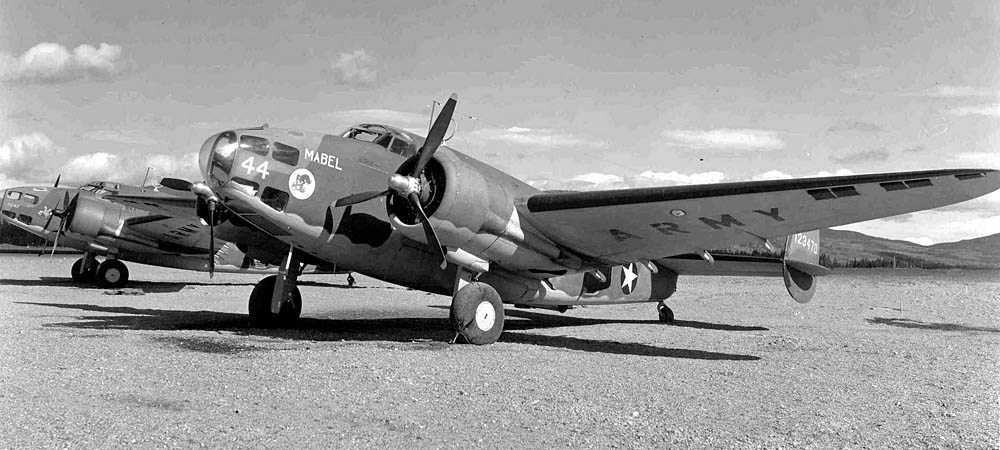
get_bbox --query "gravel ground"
[1,255,997,449]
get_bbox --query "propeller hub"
[388,174,422,197]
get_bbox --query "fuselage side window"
[273,142,300,166]
[261,187,290,212]
[5,191,21,200]
[22,194,38,204]
[239,135,271,156]
[389,136,415,157]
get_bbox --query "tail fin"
[782,230,831,303]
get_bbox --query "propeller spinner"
[334,93,458,269]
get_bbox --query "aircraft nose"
[199,131,237,186]
[1,186,51,228]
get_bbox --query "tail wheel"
[450,282,504,345]
[657,302,675,323]
[70,258,98,283]
[96,260,129,288]
[248,275,301,328]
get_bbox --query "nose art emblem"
[288,168,316,200]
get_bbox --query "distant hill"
[821,229,1000,269]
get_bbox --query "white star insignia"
[621,263,638,293]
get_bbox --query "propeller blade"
[408,193,447,269]
[43,193,67,231]
[411,93,457,178]
[53,174,60,188]
[208,201,216,278]
[160,177,194,191]
[49,224,62,256]
[334,189,391,208]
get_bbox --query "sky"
[1,0,997,245]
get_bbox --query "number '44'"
[241,157,270,180]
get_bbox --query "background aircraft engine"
[63,195,124,239]
[387,151,563,272]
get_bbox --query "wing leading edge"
[521,168,999,263]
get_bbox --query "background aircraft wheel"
[70,258,98,283]
[248,275,301,328]
[450,282,504,345]
[347,274,356,287]
[657,302,675,323]
[96,260,129,288]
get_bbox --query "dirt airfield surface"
[1,255,997,449]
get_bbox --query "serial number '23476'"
[241,157,270,180]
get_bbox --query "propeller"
[161,177,220,277]
[44,192,79,256]
[334,93,458,269]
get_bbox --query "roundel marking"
[288,168,316,200]
[620,262,639,295]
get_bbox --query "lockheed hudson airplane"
[0,180,353,288]
[102,94,999,344]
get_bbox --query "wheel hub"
[474,301,496,330]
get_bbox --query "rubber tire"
[248,275,302,328]
[657,303,675,323]
[96,260,129,288]
[450,282,504,345]
[70,258,98,283]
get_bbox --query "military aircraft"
[102,94,1000,344]
[0,179,353,288]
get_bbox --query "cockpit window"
[342,124,418,157]
[273,142,300,166]
[342,128,381,143]
[239,135,270,156]
[5,191,21,200]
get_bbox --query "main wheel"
[657,302,675,323]
[248,275,301,328]
[96,259,129,288]
[70,258,98,283]
[450,282,504,345]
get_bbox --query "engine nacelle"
[388,149,564,273]
[65,194,124,239]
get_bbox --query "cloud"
[630,170,726,187]
[83,130,160,146]
[322,109,426,127]
[470,126,606,149]
[902,85,1000,98]
[661,129,785,151]
[0,133,63,181]
[751,168,854,181]
[826,120,883,134]
[946,104,1000,118]
[830,148,890,164]
[0,42,124,83]
[330,49,377,86]
[58,152,123,182]
[949,152,1000,168]
[145,152,200,180]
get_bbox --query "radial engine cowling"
[65,194,124,239]
[387,150,563,272]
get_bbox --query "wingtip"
[448,93,458,102]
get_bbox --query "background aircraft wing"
[105,192,198,217]
[521,168,999,263]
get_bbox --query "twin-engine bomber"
[95,94,999,344]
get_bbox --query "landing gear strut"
[450,269,504,345]
[248,247,302,328]
[657,301,675,323]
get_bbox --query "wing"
[105,191,198,217]
[521,169,999,263]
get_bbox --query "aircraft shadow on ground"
[867,317,1000,334]
[502,307,769,332]
[0,278,353,293]
[16,302,761,360]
